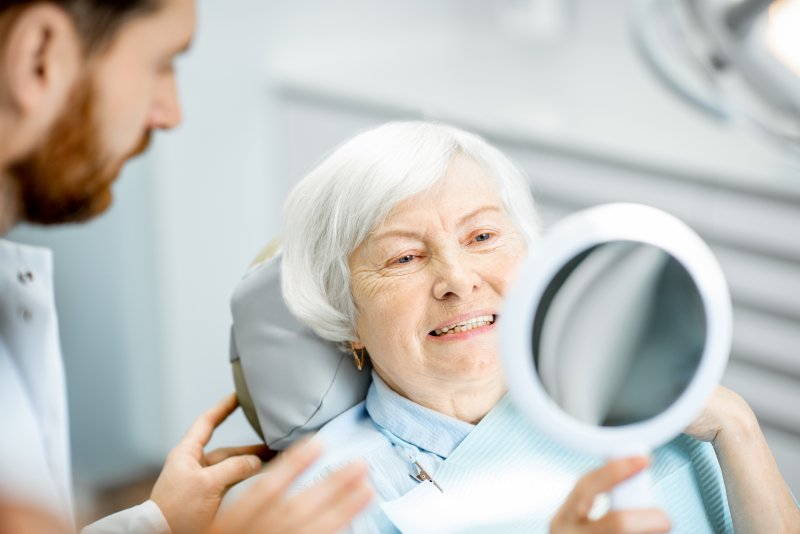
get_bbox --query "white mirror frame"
[501,203,732,457]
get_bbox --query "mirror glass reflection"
[532,241,706,427]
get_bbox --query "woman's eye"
[397,255,415,264]
[475,233,492,242]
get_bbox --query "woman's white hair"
[282,121,540,345]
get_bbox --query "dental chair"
[229,241,371,449]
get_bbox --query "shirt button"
[17,271,33,284]
[18,307,32,322]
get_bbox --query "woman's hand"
[550,457,671,533]
[683,385,799,532]
[683,385,755,444]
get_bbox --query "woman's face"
[349,156,527,402]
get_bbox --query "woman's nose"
[432,253,482,300]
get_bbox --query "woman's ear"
[2,4,82,119]
[351,340,365,351]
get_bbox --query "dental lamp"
[634,0,800,153]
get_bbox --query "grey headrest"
[229,252,371,450]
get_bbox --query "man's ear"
[1,4,82,118]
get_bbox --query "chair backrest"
[229,242,371,449]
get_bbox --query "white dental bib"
[380,396,732,534]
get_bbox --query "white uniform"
[0,239,169,534]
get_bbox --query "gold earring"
[351,344,366,371]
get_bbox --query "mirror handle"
[610,462,655,510]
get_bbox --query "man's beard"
[9,76,151,225]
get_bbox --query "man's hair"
[0,0,160,53]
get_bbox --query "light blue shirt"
[297,373,473,532]
[297,372,732,533]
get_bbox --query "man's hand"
[150,393,373,534]
[150,393,275,534]
[0,499,68,534]
[209,439,373,534]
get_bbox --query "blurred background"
[7,0,800,520]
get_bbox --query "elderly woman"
[277,121,797,533]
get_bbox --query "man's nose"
[432,252,482,301]
[147,75,182,130]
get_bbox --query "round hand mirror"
[501,203,732,509]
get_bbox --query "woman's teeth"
[432,315,495,336]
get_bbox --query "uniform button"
[16,271,33,284]
[18,307,32,322]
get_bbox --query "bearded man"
[0,2,371,533]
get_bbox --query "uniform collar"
[365,372,474,459]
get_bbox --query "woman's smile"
[428,312,498,340]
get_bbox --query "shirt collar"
[365,372,474,459]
